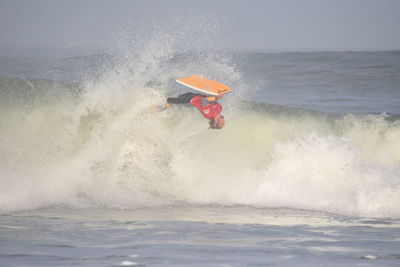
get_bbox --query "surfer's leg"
[155,93,198,113]
[167,93,198,104]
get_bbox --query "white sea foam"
[120,261,138,266]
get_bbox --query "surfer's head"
[209,115,225,129]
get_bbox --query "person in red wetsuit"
[165,92,225,129]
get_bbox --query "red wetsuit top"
[189,95,222,120]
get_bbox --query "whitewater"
[1,40,400,265]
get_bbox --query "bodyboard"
[176,75,232,96]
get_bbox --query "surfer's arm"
[205,94,223,102]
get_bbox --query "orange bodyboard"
[176,75,232,96]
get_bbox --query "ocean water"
[1,47,400,266]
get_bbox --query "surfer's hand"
[216,94,224,100]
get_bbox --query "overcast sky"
[1,0,399,55]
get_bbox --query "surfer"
[164,92,225,129]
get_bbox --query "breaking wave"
[1,38,399,219]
